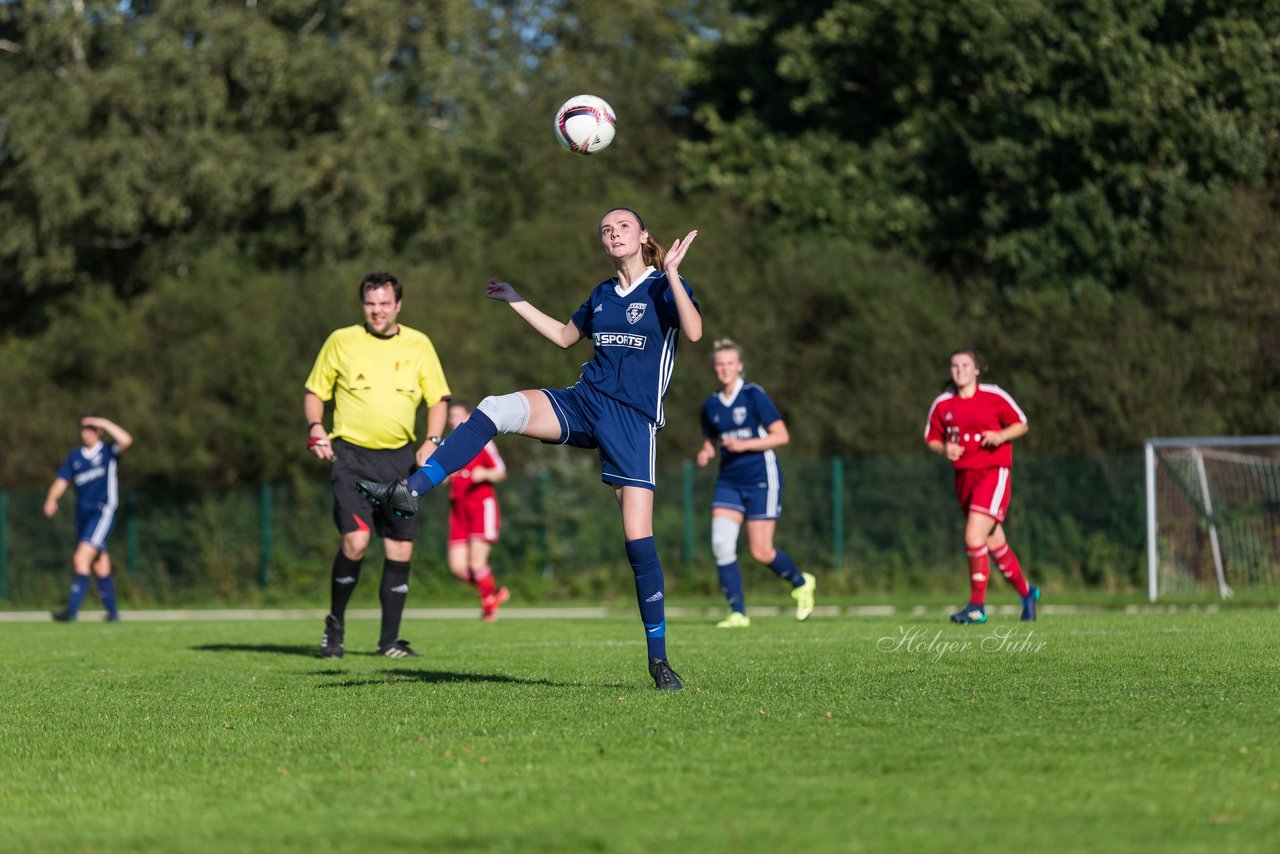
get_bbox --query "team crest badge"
[733,406,748,426]
[626,302,647,324]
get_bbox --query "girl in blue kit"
[358,208,701,690]
[45,414,134,622]
[696,340,815,627]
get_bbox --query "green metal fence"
[0,452,1144,606]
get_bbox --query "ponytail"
[642,233,666,269]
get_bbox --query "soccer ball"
[553,95,616,155]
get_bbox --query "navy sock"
[96,576,118,618]
[329,551,363,621]
[625,536,667,660]
[66,574,90,616]
[716,561,746,613]
[378,559,411,648]
[406,410,497,495]
[768,549,805,587]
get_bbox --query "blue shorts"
[712,479,783,520]
[76,504,118,551]
[541,384,657,490]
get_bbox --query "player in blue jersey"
[45,414,134,622]
[696,340,815,626]
[357,207,701,690]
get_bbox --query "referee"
[304,272,451,658]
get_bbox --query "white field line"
[0,603,1237,623]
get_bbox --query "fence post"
[126,489,139,575]
[537,471,551,578]
[682,459,695,567]
[260,482,271,590]
[832,457,844,573]
[0,490,8,601]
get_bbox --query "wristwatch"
[428,436,443,446]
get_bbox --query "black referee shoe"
[377,639,419,659]
[648,658,683,691]
[320,614,344,659]
[355,479,418,518]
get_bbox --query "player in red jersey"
[445,400,510,620]
[924,347,1039,624]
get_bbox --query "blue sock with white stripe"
[717,561,746,614]
[767,549,805,587]
[406,410,497,495]
[66,574,90,616]
[625,537,666,660]
[96,576,119,619]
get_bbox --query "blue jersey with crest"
[570,266,699,428]
[56,442,121,511]
[701,379,784,487]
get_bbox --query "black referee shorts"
[330,438,421,541]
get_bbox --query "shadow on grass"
[192,643,592,687]
[319,668,582,689]
[192,643,319,658]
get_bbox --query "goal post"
[1145,436,1280,601]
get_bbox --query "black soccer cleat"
[51,610,75,622]
[104,613,120,623]
[377,639,419,659]
[355,479,418,518]
[320,613,345,659]
[648,657,683,691]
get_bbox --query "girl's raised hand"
[485,279,523,303]
[664,229,698,273]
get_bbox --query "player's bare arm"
[696,439,716,467]
[85,416,134,452]
[43,477,69,518]
[470,465,508,484]
[981,422,1029,448]
[926,438,965,462]
[664,230,702,342]
[486,279,582,349]
[722,419,789,454]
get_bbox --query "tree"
[0,0,487,333]
[681,0,1280,292]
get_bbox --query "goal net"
[1146,436,1280,600]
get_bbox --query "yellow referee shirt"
[305,324,451,450]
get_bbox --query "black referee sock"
[329,551,363,622]
[378,559,412,648]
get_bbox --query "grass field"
[1,608,1276,853]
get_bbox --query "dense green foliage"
[2,1,1277,498]
[1,612,1277,850]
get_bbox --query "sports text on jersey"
[73,466,107,487]
[593,331,647,349]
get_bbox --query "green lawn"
[1,610,1276,852]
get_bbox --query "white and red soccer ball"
[554,95,616,155]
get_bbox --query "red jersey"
[924,384,1027,470]
[448,441,506,503]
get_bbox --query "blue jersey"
[56,442,121,512]
[570,266,699,428]
[701,380,784,487]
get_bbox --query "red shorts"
[954,467,1012,522]
[448,495,501,545]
